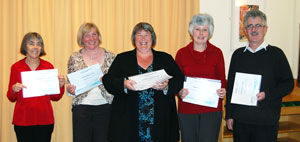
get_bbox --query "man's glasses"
[246,24,265,30]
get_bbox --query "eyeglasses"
[246,24,265,30]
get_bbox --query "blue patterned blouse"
[138,64,155,142]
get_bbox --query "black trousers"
[14,124,54,142]
[233,121,278,142]
[178,111,222,142]
[72,104,111,142]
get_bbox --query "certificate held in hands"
[67,64,103,95]
[128,69,172,91]
[230,72,262,106]
[183,77,221,108]
[21,69,60,98]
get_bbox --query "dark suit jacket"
[103,49,184,142]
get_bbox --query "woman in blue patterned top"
[102,22,184,142]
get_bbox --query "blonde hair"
[77,23,102,47]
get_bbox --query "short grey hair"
[188,13,214,39]
[243,10,267,27]
[131,22,156,47]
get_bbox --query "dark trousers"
[72,104,111,142]
[14,124,54,142]
[178,111,222,142]
[233,121,278,142]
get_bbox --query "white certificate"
[183,77,221,108]
[128,69,172,91]
[21,69,60,98]
[231,72,262,106]
[67,64,103,95]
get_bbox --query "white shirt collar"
[243,42,268,53]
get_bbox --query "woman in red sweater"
[7,32,65,142]
[175,13,227,142]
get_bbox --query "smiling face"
[244,17,268,47]
[192,25,210,45]
[135,29,153,54]
[26,38,42,59]
[82,28,100,50]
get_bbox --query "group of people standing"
[7,9,294,142]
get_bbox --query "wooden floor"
[278,137,300,142]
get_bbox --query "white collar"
[243,42,268,53]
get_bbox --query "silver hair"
[188,13,214,39]
[243,10,267,27]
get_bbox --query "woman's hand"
[124,79,136,91]
[217,88,226,99]
[58,75,65,88]
[178,88,189,99]
[67,84,76,95]
[12,82,26,93]
[152,80,169,90]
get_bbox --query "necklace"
[84,48,99,60]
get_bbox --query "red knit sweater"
[175,41,227,114]
[7,58,64,126]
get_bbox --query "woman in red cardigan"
[7,32,65,142]
[175,13,227,142]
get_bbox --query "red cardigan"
[175,41,227,114]
[7,58,64,126]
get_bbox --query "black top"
[102,49,184,142]
[225,45,294,125]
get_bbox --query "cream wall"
[200,0,300,78]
